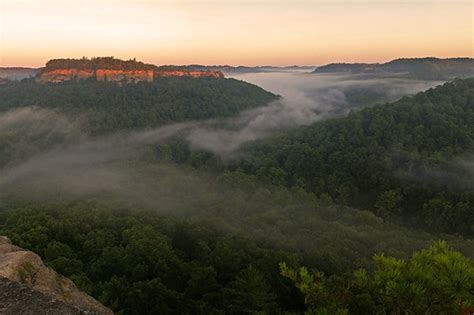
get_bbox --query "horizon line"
[1,55,474,69]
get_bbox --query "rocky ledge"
[0,236,112,314]
[35,57,224,83]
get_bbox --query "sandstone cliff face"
[36,68,95,83]
[154,70,224,79]
[36,66,224,83]
[96,69,154,82]
[0,236,112,314]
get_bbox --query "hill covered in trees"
[0,77,277,134]
[1,167,473,314]
[209,78,474,236]
[313,57,474,80]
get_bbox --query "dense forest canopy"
[0,78,277,134]
[43,57,156,71]
[1,165,473,314]
[186,79,474,236]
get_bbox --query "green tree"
[224,266,277,314]
[354,241,474,314]
[374,190,402,221]
[280,263,348,315]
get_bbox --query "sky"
[0,0,473,67]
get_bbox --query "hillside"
[314,57,474,80]
[0,77,277,134]
[1,173,473,314]
[210,78,474,235]
[0,75,473,313]
[0,67,38,80]
[136,78,474,236]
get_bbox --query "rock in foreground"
[0,236,112,314]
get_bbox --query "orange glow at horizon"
[0,0,473,67]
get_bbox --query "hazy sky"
[0,0,472,67]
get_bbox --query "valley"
[0,56,473,313]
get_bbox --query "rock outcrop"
[0,236,112,314]
[35,57,225,83]
[96,69,154,82]
[37,67,222,83]
[0,277,91,315]
[36,68,95,83]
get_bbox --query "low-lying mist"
[186,72,442,156]
[0,72,447,202]
[1,84,473,264]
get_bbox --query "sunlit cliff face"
[95,69,154,82]
[36,68,223,83]
[36,69,95,83]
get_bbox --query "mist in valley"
[0,73,468,258]
[184,72,442,156]
[0,71,447,200]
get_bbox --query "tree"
[354,241,474,314]
[280,263,348,314]
[374,190,402,221]
[224,266,277,314]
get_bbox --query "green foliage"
[0,77,277,134]
[353,241,474,314]
[280,263,348,314]
[223,266,277,314]
[374,190,402,221]
[0,204,301,314]
[44,57,156,71]
[2,173,473,314]
[282,242,474,314]
[220,78,474,236]
[1,60,474,314]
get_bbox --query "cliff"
[36,68,95,83]
[36,57,224,83]
[0,236,112,314]
[96,69,154,82]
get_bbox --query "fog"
[186,72,442,156]
[1,74,473,259]
[0,72,444,198]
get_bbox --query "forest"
[0,77,277,134]
[43,57,157,71]
[313,57,474,80]
[0,76,473,314]
[163,79,474,236]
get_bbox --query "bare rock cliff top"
[0,236,112,314]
